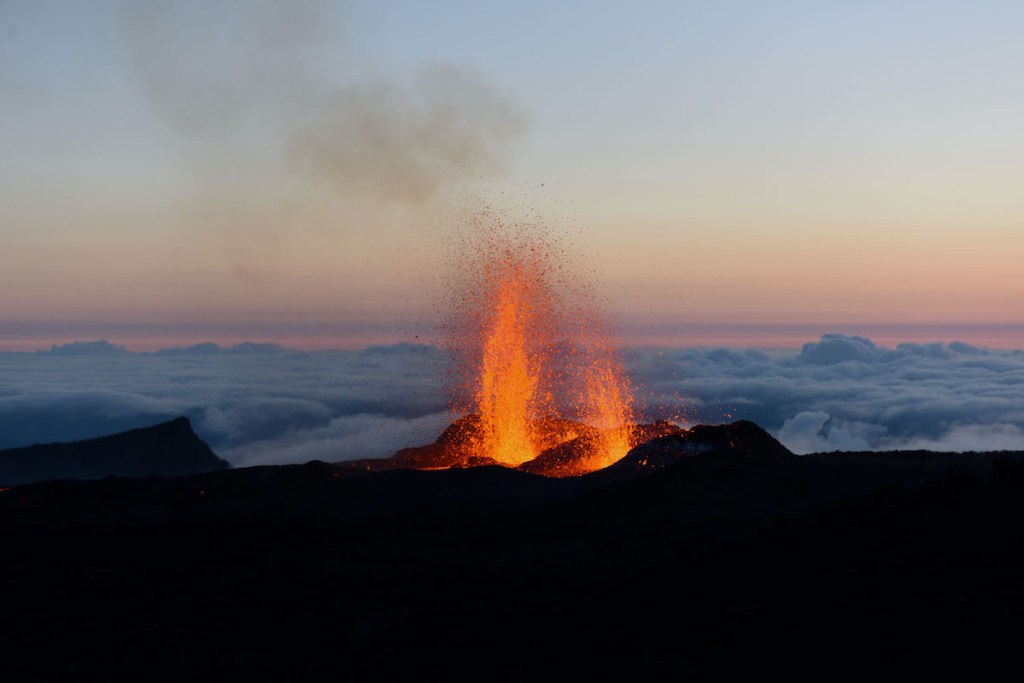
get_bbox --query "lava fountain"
[444,209,636,475]
[475,255,549,465]
[341,208,688,477]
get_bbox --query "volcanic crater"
[343,416,790,478]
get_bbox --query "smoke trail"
[119,0,527,206]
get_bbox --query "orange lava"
[448,209,635,474]
[476,261,545,465]
[579,343,635,470]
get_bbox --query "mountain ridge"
[0,416,228,486]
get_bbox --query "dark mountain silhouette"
[4,419,1024,679]
[0,417,228,486]
[605,419,792,477]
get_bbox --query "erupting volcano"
[350,208,685,477]
[447,213,637,474]
[433,209,647,476]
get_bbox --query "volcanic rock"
[343,413,605,474]
[609,420,794,476]
[517,429,602,477]
[0,417,228,486]
[345,415,501,471]
[519,420,684,477]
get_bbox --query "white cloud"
[625,334,1024,454]
[899,423,1024,453]
[2,335,1023,464]
[0,343,448,464]
[776,411,880,454]
[223,412,452,467]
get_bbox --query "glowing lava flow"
[449,213,636,474]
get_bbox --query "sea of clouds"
[1,334,1022,465]
[626,334,1024,454]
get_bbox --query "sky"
[2,1,1023,350]
[3,335,1023,463]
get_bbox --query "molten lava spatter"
[442,209,637,475]
[579,345,635,470]
[475,257,546,465]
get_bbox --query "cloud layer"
[2,334,1022,466]
[626,334,1024,453]
[0,341,449,466]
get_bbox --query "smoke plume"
[119,0,527,206]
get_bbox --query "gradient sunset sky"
[3,1,1022,350]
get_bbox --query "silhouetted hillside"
[0,417,228,486]
[4,422,1024,679]
[605,419,792,478]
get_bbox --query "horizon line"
[1,323,1022,354]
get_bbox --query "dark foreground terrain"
[4,421,1024,679]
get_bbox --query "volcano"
[341,417,790,478]
[440,214,640,473]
